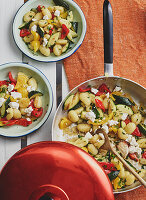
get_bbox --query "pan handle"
[103,0,113,76]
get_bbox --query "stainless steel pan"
[52,0,146,194]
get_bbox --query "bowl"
[12,0,87,62]
[0,62,53,137]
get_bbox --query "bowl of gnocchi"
[12,0,86,62]
[0,62,53,137]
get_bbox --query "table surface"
[0,0,69,171]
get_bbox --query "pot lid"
[0,142,114,200]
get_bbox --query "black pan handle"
[103,0,113,64]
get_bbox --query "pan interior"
[52,76,146,194]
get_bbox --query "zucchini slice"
[68,92,80,110]
[1,97,10,118]
[28,91,43,99]
[91,103,100,119]
[19,21,31,29]
[108,171,120,181]
[116,104,133,115]
[63,95,74,110]
[53,0,70,10]
[71,22,78,33]
[67,11,73,22]
[37,26,45,38]
[0,87,6,98]
[113,95,134,106]
[62,42,70,53]
[138,123,146,136]
[108,99,116,114]
[70,101,82,111]
[47,32,60,47]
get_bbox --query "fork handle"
[111,148,146,187]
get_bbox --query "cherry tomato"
[32,107,43,118]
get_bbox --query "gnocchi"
[19,4,78,57]
[0,71,44,127]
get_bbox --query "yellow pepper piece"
[31,40,40,52]
[17,87,28,98]
[113,177,120,190]
[5,94,10,99]
[60,12,68,19]
[10,96,17,102]
[109,94,115,101]
[59,117,72,129]
[31,31,40,41]
[81,147,88,153]
[48,19,57,25]
[109,126,118,133]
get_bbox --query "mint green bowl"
[12,0,87,62]
[0,62,53,137]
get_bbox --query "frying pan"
[52,0,146,194]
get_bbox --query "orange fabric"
[64,0,146,90]
[64,0,146,199]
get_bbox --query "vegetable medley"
[0,72,43,127]
[59,83,146,190]
[19,0,78,57]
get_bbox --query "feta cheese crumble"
[121,113,128,121]
[31,25,37,32]
[106,92,110,98]
[114,86,122,92]
[32,18,37,21]
[54,10,60,17]
[43,37,48,47]
[11,92,22,99]
[0,98,5,107]
[108,120,119,126]
[85,132,93,140]
[102,124,109,134]
[24,106,33,116]
[126,135,142,156]
[8,84,14,92]
[27,86,35,93]
[91,88,98,95]
[85,111,96,122]
[26,118,31,122]
[9,102,19,109]
[43,15,49,20]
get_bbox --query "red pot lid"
[0,142,114,200]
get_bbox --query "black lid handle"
[103,0,113,64]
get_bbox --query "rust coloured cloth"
[64,0,146,90]
[63,0,146,199]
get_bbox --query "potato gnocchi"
[0,72,43,127]
[58,83,146,190]
[19,3,78,57]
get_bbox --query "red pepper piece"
[16,118,32,127]
[98,162,117,171]
[132,127,142,137]
[95,91,105,96]
[8,72,17,84]
[95,99,105,112]
[61,24,69,39]
[49,28,53,35]
[78,86,91,93]
[32,107,43,118]
[37,5,45,12]
[29,99,35,108]
[0,80,9,86]
[52,12,55,19]
[142,151,146,159]
[20,29,30,37]
[98,83,111,93]
[129,153,139,162]
[124,118,131,125]
[6,120,18,126]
